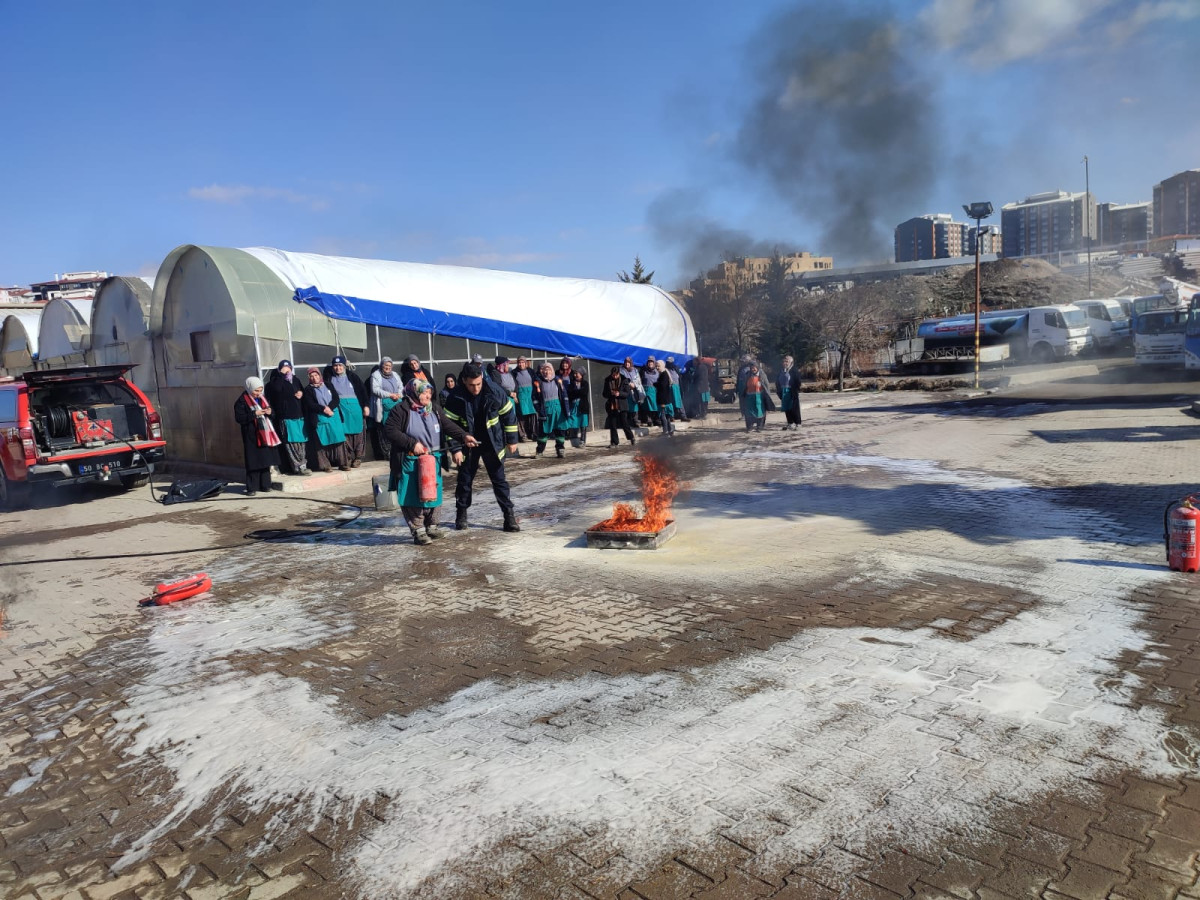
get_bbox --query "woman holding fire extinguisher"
[383,378,469,545]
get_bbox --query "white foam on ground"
[104,454,1190,896]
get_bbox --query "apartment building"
[1000,190,1096,258]
[894,214,970,262]
[1097,201,1152,249]
[1153,170,1200,238]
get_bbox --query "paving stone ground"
[1,387,1199,900]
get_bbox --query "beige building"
[692,252,833,291]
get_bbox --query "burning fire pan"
[585,519,676,550]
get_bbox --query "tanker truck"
[902,304,1091,368]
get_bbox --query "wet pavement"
[1,387,1199,900]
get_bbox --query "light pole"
[1083,155,1093,297]
[963,201,994,389]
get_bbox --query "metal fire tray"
[585,519,676,550]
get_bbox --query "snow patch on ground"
[105,454,1186,897]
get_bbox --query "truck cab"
[1023,304,1091,362]
[1075,298,1132,354]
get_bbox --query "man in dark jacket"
[443,362,521,532]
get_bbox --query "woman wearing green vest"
[302,368,349,471]
[324,355,369,467]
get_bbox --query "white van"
[1075,297,1132,353]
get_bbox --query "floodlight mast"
[962,202,994,389]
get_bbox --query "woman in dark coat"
[601,367,636,448]
[654,362,676,436]
[400,354,430,385]
[776,354,803,430]
[567,369,591,445]
[383,377,469,545]
[264,359,308,475]
[439,373,457,407]
[234,375,281,494]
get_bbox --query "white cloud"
[1110,0,1200,39]
[917,0,1172,67]
[187,183,329,212]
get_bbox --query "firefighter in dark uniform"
[444,362,522,532]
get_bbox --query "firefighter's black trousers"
[455,447,514,514]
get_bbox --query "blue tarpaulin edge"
[294,287,693,366]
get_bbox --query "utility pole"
[963,202,994,390]
[1083,155,1093,297]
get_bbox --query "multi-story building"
[1097,201,1152,249]
[692,251,833,290]
[1153,170,1200,239]
[968,226,1002,256]
[894,214,970,262]
[1001,190,1096,259]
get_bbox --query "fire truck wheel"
[0,470,32,510]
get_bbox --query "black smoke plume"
[655,2,943,277]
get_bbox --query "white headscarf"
[245,376,264,392]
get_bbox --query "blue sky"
[3,0,1198,289]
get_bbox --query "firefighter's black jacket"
[442,379,519,456]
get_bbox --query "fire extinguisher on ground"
[1164,495,1200,572]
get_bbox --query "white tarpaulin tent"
[241,247,697,365]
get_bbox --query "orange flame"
[593,453,679,532]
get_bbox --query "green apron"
[540,399,564,438]
[701,391,711,402]
[744,392,764,419]
[516,384,535,415]
[315,411,346,446]
[389,451,443,509]
[781,389,793,414]
[338,396,364,435]
[561,399,579,431]
[671,383,683,410]
[283,417,307,442]
[644,384,658,412]
[379,395,400,421]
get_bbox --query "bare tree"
[794,284,888,391]
[725,267,764,356]
[682,264,766,358]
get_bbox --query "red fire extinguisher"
[1165,496,1200,572]
[416,452,439,503]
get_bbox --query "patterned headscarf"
[404,377,432,406]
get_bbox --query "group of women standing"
[235,355,386,492]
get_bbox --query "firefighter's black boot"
[455,507,468,531]
[503,511,521,533]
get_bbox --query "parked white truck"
[1074,297,1132,353]
[909,303,1091,366]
